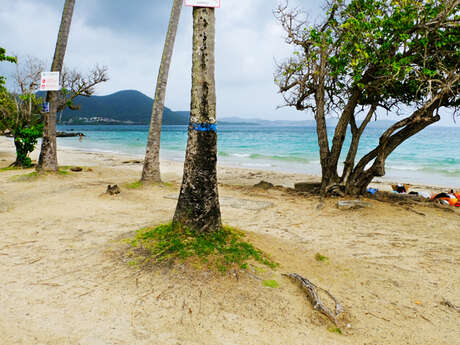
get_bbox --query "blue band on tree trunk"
[190,123,217,132]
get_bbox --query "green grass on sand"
[128,223,278,273]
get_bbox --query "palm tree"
[37,0,75,172]
[142,0,183,182]
[173,7,222,232]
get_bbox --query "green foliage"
[328,327,343,334]
[0,47,16,64]
[263,279,279,288]
[0,47,16,87]
[277,0,459,110]
[130,223,278,273]
[315,253,329,262]
[0,86,44,167]
[12,123,43,167]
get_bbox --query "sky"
[0,0,458,126]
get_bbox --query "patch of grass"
[129,222,278,273]
[315,253,329,262]
[263,279,279,288]
[124,181,143,189]
[127,260,138,267]
[328,327,343,334]
[0,166,34,172]
[0,166,17,172]
[57,168,70,175]
[9,168,71,181]
[59,166,72,171]
[10,171,39,181]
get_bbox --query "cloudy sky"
[0,0,320,121]
[0,0,457,126]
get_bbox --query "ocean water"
[56,124,460,188]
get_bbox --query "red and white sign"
[184,0,220,8]
[40,72,60,91]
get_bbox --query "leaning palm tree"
[37,0,75,172]
[141,0,183,182]
[173,7,222,232]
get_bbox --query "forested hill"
[52,90,189,125]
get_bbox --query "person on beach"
[79,134,83,142]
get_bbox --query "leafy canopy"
[276,0,459,114]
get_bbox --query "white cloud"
[2,0,455,125]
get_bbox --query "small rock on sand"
[253,181,274,189]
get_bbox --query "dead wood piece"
[122,159,143,164]
[106,184,121,195]
[372,191,423,204]
[294,182,321,193]
[284,273,343,325]
[441,299,460,312]
[337,200,371,210]
[404,206,426,216]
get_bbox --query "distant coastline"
[52,124,460,189]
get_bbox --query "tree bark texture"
[173,7,222,233]
[142,0,183,182]
[37,0,75,172]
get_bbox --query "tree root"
[283,273,344,325]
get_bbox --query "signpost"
[184,0,220,8]
[40,72,60,91]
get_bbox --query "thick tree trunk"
[344,107,441,196]
[142,0,183,182]
[173,7,222,233]
[341,104,377,184]
[314,43,332,195]
[37,0,75,172]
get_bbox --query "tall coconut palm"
[173,7,221,232]
[142,0,183,182]
[37,0,75,172]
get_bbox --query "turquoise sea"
[57,124,460,188]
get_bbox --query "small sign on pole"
[40,72,60,91]
[184,0,220,8]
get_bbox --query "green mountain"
[55,90,189,125]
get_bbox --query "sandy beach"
[0,135,459,345]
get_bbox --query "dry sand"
[0,136,459,345]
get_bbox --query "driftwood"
[284,273,343,325]
[441,299,460,312]
[106,184,120,195]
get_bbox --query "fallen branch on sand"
[441,299,460,312]
[283,273,344,325]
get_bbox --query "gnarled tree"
[0,56,108,167]
[57,65,109,123]
[275,0,459,196]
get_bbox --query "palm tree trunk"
[173,7,221,233]
[37,0,75,172]
[141,0,183,182]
